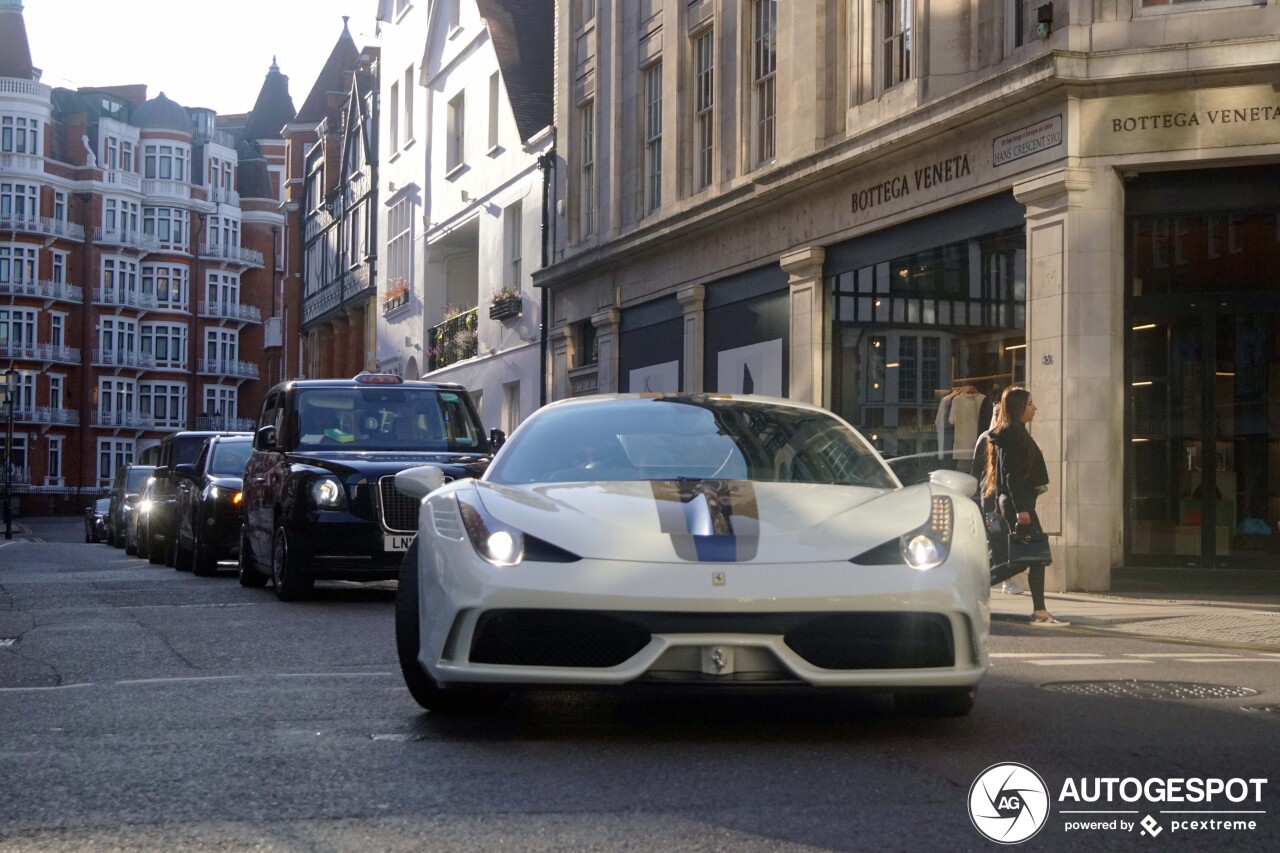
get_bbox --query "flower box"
[488,295,522,320]
[382,289,409,314]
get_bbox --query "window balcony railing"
[195,415,255,431]
[94,226,160,252]
[11,407,80,427]
[199,301,262,323]
[428,307,479,372]
[0,78,51,98]
[141,178,191,200]
[92,411,154,429]
[204,129,238,150]
[198,359,259,379]
[92,288,158,310]
[0,151,43,174]
[342,266,373,301]
[103,169,142,192]
[208,186,240,205]
[0,278,83,303]
[198,243,265,267]
[0,342,80,364]
[0,214,85,240]
[92,349,158,369]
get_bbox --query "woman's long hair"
[982,386,1030,499]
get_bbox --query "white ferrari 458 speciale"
[394,394,989,716]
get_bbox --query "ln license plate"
[384,534,415,552]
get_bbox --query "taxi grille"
[379,476,420,533]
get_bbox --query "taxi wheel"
[238,525,267,588]
[395,540,506,715]
[147,532,165,565]
[191,527,217,577]
[136,529,149,560]
[174,536,193,572]
[271,526,313,602]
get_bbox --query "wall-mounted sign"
[850,154,973,216]
[1080,85,1280,157]
[993,115,1063,167]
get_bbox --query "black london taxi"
[239,373,499,600]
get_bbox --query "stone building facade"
[533,1,1280,589]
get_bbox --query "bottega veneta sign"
[850,153,972,214]
[1081,85,1280,156]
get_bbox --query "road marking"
[0,541,14,549]
[1028,659,1155,666]
[1124,653,1239,658]
[0,672,398,692]
[1177,658,1280,663]
[990,653,1102,658]
[0,683,94,693]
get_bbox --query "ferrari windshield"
[295,387,485,452]
[488,397,898,488]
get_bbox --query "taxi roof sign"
[353,372,404,385]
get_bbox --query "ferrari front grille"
[378,476,419,533]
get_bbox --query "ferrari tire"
[238,526,268,588]
[271,525,313,601]
[895,687,975,717]
[395,540,506,715]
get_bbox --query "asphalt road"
[0,517,1277,852]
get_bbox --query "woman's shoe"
[1029,614,1070,627]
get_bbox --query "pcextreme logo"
[969,763,1051,844]
[968,764,1270,844]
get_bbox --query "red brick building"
[0,0,291,513]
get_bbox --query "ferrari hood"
[472,479,934,563]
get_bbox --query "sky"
[22,0,381,117]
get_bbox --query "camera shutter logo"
[969,763,1051,844]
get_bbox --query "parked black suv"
[173,434,254,576]
[146,430,251,565]
[107,464,156,548]
[240,374,499,600]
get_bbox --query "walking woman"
[984,386,1068,626]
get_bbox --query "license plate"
[384,534,415,551]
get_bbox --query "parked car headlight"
[900,496,954,570]
[456,490,525,567]
[138,500,152,515]
[310,477,346,509]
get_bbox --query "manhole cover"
[1042,680,1259,701]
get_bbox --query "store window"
[829,225,1026,460]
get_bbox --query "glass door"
[1128,306,1280,568]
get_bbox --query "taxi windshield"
[295,388,484,452]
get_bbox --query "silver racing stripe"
[650,480,760,562]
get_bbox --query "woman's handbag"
[1008,531,1052,567]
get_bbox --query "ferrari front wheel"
[395,539,505,715]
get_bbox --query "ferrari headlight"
[311,477,345,509]
[900,495,954,570]
[456,490,525,567]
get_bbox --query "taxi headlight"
[900,496,954,570]
[138,500,152,515]
[311,477,345,509]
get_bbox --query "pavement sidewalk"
[991,587,1280,650]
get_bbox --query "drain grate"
[1043,680,1259,701]
[1241,703,1280,713]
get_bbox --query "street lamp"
[3,367,16,540]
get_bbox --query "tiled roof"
[476,0,553,143]
[242,59,296,141]
[295,21,360,125]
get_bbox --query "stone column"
[592,308,621,394]
[1014,166,1125,592]
[781,246,827,405]
[550,325,573,402]
[346,304,365,377]
[676,284,705,393]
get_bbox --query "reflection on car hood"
[208,475,244,490]
[288,451,488,480]
[474,479,932,563]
